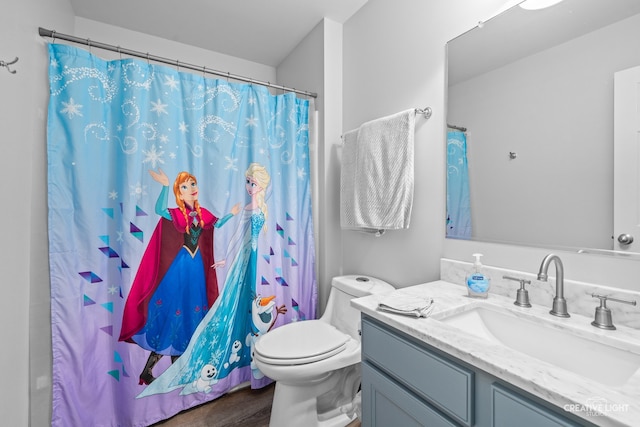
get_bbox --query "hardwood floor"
[152,384,274,427]
[151,383,361,427]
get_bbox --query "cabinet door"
[492,383,582,427]
[362,318,474,425]
[362,362,459,427]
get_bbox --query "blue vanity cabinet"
[361,315,592,427]
[362,361,460,427]
[489,383,582,427]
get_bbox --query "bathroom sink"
[437,305,640,387]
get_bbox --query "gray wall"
[1,1,73,425]
[277,19,344,315]
[341,0,509,287]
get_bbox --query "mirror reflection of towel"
[340,109,415,231]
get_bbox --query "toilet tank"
[321,275,395,339]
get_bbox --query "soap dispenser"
[466,253,490,298]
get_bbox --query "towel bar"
[340,106,432,141]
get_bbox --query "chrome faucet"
[590,293,637,330]
[537,254,570,318]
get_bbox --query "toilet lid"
[254,320,349,365]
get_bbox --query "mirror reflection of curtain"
[446,130,471,239]
[46,43,316,426]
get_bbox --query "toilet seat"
[254,320,350,365]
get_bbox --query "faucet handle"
[503,275,532,308]
[590,293,637,330]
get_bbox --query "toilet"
[253,275,395,427]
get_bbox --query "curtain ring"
[202,65,206,78]
[117,46,122,60]
[87,38,92,54]
[227,72,230,83]
[176,59,180,71]
[51,30,57,44]
[146,52,150,64]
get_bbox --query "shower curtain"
[446,130,472,239]
[46,43,316,426]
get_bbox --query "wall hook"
[1,57,19,74]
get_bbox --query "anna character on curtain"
[138,163,284,397]
[119,169,240,385]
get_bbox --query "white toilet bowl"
[253,275,394,427]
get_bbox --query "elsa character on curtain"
[138,163,283,397]
[119,169,240,385]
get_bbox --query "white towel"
[340,109,415,231]
[377,294,434,318]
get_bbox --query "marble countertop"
[351,280,640,427]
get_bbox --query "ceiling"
[448,0,640,85]
[68,0,368,67]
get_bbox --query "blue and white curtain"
[446,130,471,239]
[47,43,316,426]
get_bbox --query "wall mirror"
[446,0,640,258]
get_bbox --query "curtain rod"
[447,123,467,132]
[38,27,317,99]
